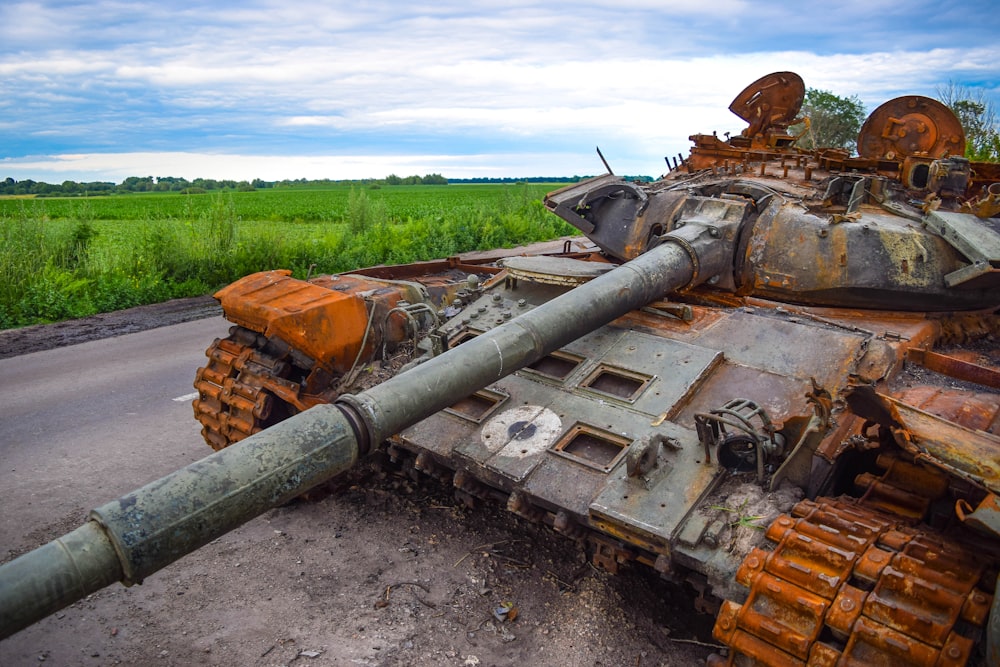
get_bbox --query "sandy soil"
[0,299,719,666]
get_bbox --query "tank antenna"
[596,146,614,175]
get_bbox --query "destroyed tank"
[2,71,1000,666]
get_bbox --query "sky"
[2,0,999,183]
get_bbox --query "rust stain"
[907,347,1000,390]
[717,498,991,666]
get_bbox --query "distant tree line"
[0,173,462,197]
[384,173,447,185]
[449,176,593,184]
[0,175,266,197]
[0,172,636,198]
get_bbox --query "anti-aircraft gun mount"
[2,71,1000,666]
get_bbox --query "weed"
[710,499,766,531]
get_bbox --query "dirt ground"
[0,298,719,666]
[0,295,222,360]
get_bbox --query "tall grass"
[0,185,575,328]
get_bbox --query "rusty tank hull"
[2,72,1000,666]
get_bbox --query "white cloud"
[1,1,998,181]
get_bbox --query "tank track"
[193,326,310,450]
[712,495,996,666]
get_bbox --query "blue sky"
[2,0,998,183]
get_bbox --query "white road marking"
[172,391,199,402]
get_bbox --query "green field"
[0,184,576,328]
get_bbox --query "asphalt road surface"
[0,315,232,550]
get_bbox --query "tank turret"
[3,72,999,666]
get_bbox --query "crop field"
[0,184,576,328]
[0,183,557,223]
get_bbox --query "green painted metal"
[0,522,121,639]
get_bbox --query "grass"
[0,184,576,328]
[0,183,558,223]
[710,500,766,530]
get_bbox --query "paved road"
[0,316,232,555]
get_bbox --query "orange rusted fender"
[214,270,372,374]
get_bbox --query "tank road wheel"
[193,326,300,450]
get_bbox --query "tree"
[790,88,866,153]
[936,82,1000,162]
[121,176,154,192]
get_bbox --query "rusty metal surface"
[895,384,1000,435]
[194,328,319,449]
[857,96,966,160]
[213,270,373,373]
[965,182,1000,218]
[741,200,994,309]
[907,347,1000,391]
[728,71,805,146]
[186,71,999,665]
[715,495,993,666]
[848,387,1000,494]
[957,492,1000,540]
[198,250,999,662]
[196,264,504,449]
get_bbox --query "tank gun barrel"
[0,222,730,640]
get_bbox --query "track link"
[193,327,305,450]
[713,495,995,666]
